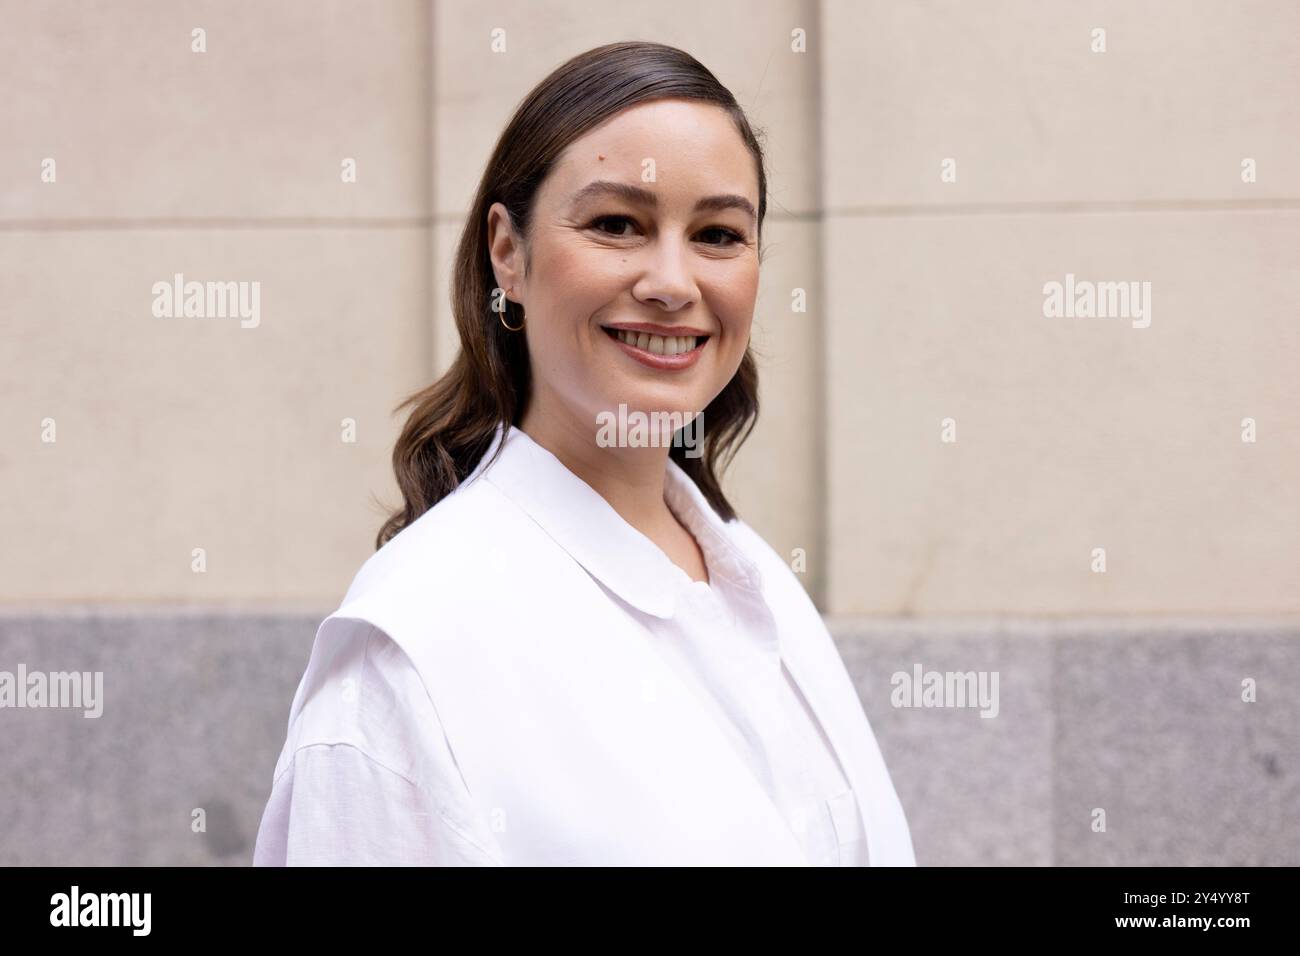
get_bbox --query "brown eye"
[698,226,745,246]
[590,215,636,237]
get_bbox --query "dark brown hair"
[376,40,768,549]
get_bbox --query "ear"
[486,202,525,300]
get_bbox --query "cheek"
[524,245,590,357]
[524,240,620,398]
[714,269,759,347]
[535,232,619,302]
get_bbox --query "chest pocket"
[827,789,868,866]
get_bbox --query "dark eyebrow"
[569,180,756,225]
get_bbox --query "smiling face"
[487,98,761,450]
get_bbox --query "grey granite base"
[1,610,1295,865]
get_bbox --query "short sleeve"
[253,622,504,866]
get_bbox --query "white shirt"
[254,423,915,866]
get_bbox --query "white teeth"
[612,330,700,356]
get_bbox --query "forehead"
[543,99,759,207]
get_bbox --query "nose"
[631,233,700,312]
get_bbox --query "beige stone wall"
[4,1,1297,614]
[821,0,1300,614]
[2,1,433,605]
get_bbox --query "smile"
[601,324,710,371]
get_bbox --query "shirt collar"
[473,423,763,620]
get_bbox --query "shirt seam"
[356,621,480,805]
[277,618,504,864]
[285,738,504,864]
[355,621,506,863]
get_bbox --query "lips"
[600,323,710,371]
[605,327,700,356]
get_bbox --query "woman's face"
[489,98,760,450]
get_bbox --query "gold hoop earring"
[501,286,525,332]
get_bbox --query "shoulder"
[724,515,801,584]
[344,475,512,597]
[330,472,549,631]
[283,469,563,737]
[721,514,826,619]
[722,515,782,566]
[275,618,437,780]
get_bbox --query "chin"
[606,384,708,417]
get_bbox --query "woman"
[254,40,915,866]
